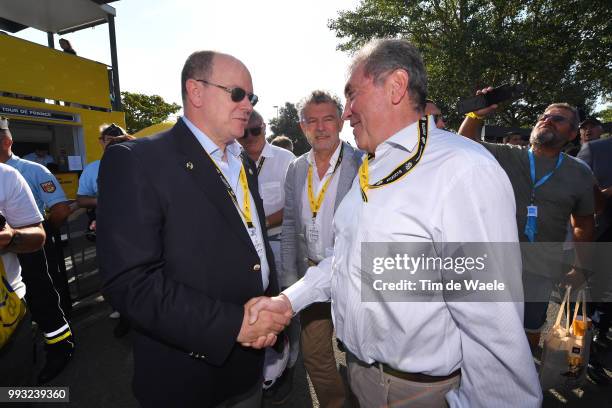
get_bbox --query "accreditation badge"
[248,227,266,261]
[306,217,320,243]
[527,205,538,217]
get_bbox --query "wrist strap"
[466,111,484,120]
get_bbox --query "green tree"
[268,102,310,156]
[597,105,612,123]
[329,0,611,130]
[121,91,181,134]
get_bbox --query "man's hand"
[248,295,293,324]
[472,86,499,118]
[561,267,587,290]
[237,297,291,349]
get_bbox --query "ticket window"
[9,120,85,199]
[9,121,84,168]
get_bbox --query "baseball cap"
[579,117,603,128]
[0,116,8,130]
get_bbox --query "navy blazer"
[97,119,279,407]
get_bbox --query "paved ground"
[32,293,610,408]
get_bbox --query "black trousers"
[17,245,71,343]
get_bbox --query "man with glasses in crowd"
[97,51,289,408]
[458,88,596,350]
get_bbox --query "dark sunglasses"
[243,126,263,138]
[538,114,569,124]
[195,79,258,106]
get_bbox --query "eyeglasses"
[243,125,263,138]
[195,79,258,106]
[538,114,570,124]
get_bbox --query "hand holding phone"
[457,84,524,115]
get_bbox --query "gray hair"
[545,103,579,130]
[350,39,427,112]
[181,51,216,102]
[297,90,343,122]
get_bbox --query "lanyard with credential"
[207,153,253,228]
[256,157,265,176]
[524,148,564,242]
[359,117,428,202]
[307,145,344,218]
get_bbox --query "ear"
[185,79,203,108]
[387,69,409,105]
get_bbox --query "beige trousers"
[301,302,346,408]
[346,352,460,408]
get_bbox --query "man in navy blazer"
[97,51,290,407]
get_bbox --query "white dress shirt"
[256,142,295,236]
[300,142,342,262]
[183,117,270,290]
[284,121,542,407]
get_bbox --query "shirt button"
[253,264,261,272]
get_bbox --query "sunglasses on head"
[243,125,263,138]
[195,79,258,106]
[538,114,569,124]
[100,123,125,139]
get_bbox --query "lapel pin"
[248,168,253,175]
[186,161,194,170]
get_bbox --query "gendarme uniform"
[6,154,72,347]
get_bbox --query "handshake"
[236,295,293,349]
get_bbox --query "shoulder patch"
[40,181,57,193]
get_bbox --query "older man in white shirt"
[247,39,542,407]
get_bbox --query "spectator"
[458,88,596,350]
[503,131,526,146]
[425,98,446,129]
[58,38,76,55]
[270,135,294,152]
[579,116,604,144]
[23,146,55,166]
[77,123,133,337]
[1,117,74,384]
[0,163,46,386]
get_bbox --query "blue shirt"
[6,154,68,214]
[77,160,100,197]
[23,152,56,166]
[182,116,271,290]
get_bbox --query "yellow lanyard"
[307,146,344,218]
[207,153,253,228]
[359,117,428,202]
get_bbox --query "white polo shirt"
[0,163,44,299]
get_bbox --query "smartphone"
[0,213,5,230]
[457,83,524,115]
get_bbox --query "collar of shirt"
[181,116,242,162]
[307,141,343,177]
[6,154,21,167]
[370,121,420,166]
[259,142,275,160]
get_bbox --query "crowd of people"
[1,36,610,408]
